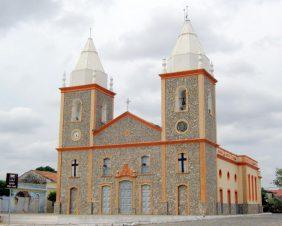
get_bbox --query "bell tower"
[160,14,218,215]
[160,16,217,143]
[58,36,115,148]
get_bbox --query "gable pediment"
[93,112,161,145]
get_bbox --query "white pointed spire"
[70,35,108,88]
[166,11,212,74]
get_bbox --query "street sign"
[6,173,18,189]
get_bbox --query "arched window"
[227,171,230,180]
[219,169,222,178]
[178,153,187,173]
[219,188,223,214]
[101,103,107,124]
[234,174,237,182]
[141,156,149,174]
[176,87,187,111]
[71,99,82,122]
[103,158,110,176]
[207,88,213,115]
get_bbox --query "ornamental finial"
[184,5,189,21]
[89,27,92,38]
[62,71,66,87]
[126,98,131,111]
[198,53,203,68]
[110,77,113,91]
[210,61,214,74]
[162,58,167,73]
[92,71,96,83]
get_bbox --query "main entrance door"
[141,185,151,214]
[69,187,78,214]
[102,186,110,214]
[119,180,132,214]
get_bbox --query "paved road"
[141,214,282,226]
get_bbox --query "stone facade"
[62,90,91,147]
[164,76,199,140]
[55,70,262,216]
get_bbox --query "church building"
[55,14,262,215]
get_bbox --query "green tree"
[273,168,282,187]
[36,166,56,172]
[268,197,282,213]
[0,180,10,196]
[47,191,56,206]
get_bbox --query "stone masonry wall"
[92,146,162,215]
[205,143,217,215]
[204,77,217,143]
[60,150,90,214]
[165,76,199,140]
[95,91,114,130]
[166,143,201,215]
[93,116,161,145]
[62,90,91,147]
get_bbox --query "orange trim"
[199,142,206,203]
[217,154,259,171]
[237,155,258,163]
[159,69,217,84]
[57,138,219,152]
[60,83,116,97]
[93,111,162,135]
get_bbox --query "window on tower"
[103,158,110,176]
[101,103,107,124]
[71,99,82,122]
[208,88,213,115]
[176,87,188,111]
[141,156,149,174]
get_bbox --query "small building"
[267,189,282,201]
[0,170,57,213]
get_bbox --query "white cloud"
[0,107,43,133]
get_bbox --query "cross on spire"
[126,98,131,111]
[178,153,187,173]
[62,71,66,87]
[183,5,189,21]
[71,159,78,177]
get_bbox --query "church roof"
[32,170,57,183]
[19,170,57,184]
[93,111,161,136]
[74,37,105,72]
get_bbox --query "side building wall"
[217,157,262,214]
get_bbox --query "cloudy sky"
[0,0,281,188]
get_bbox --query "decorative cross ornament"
[162,58,167,73]
[71,159,78,177]
[178,153,187,173]
[184,5,189,21]
[62,71,66,87]
[110,77,113,91]
[126,98,131,111]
